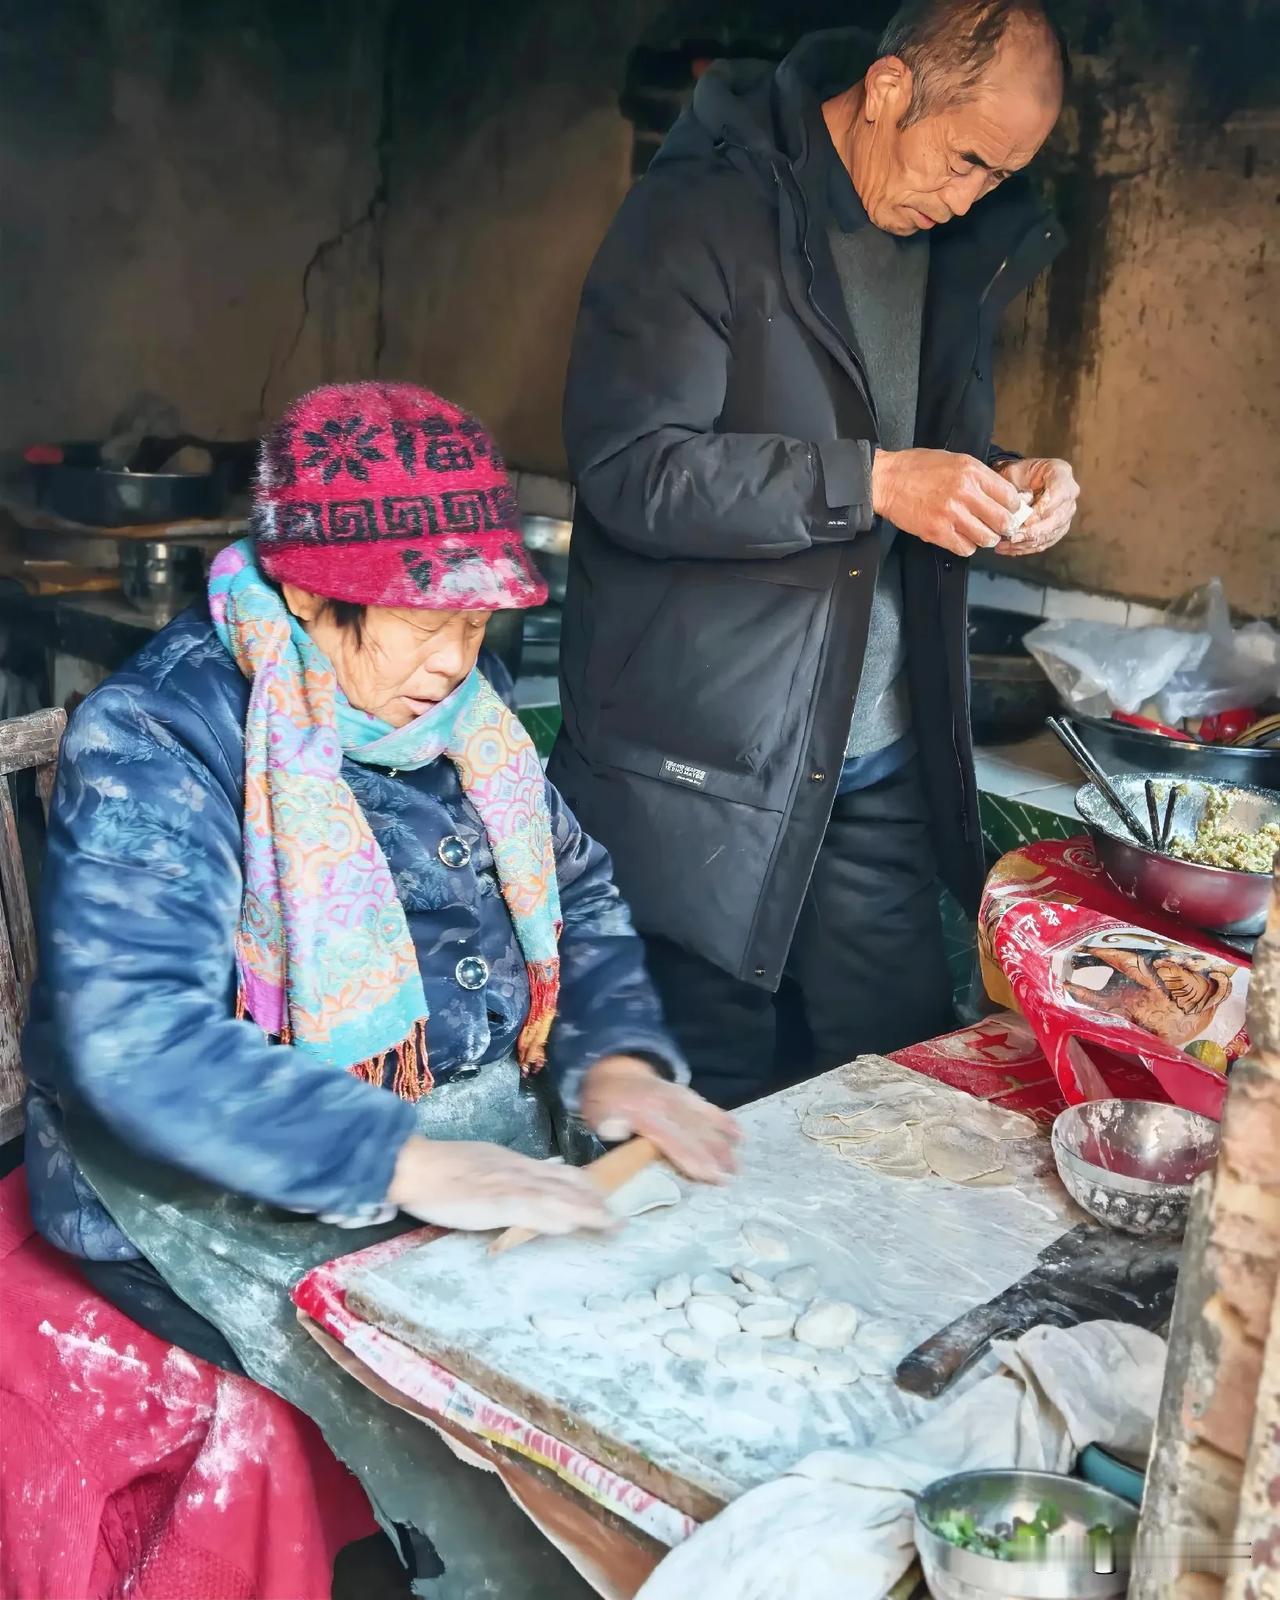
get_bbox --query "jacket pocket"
[596,569,826,802]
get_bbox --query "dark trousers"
[645,759,956,1108]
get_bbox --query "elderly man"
[550,0,1080,1108]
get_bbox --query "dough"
[795,1301,859,1350]
[715,1333,767,1372]
[685,1297,741,1340]
[739,1220,790,1261]
[738,1299,796,1338]
[654,1274,691,1309]
[691,1271,737,1298]
[1008,493,1035,531]
[731,1264,775,1296]
[608,1167,681,1218]
[921,1122,1003,1183]
[625,1290,659,1315]
[773,1265,818,1303]
[664,1329,714,1362]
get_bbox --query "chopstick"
[1160,785,1180,852]
[1047,716,1155,847]
[1145,780,1162,850]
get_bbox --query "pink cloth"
[0,1167,376,1599]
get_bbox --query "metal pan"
[1070,712,1280,790]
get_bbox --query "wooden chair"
[0,708,66,1146]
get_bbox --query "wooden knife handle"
[487,1137,659,1257]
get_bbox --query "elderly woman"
[22,384,735,1573]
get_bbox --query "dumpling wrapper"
[608,1166,682,1218]
[921,1122,1004,1183]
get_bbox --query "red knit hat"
[252,382,547,611]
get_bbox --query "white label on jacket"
[661,758,708,789]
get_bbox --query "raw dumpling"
[685,1297,741,1340]
[655,1273,692,1310]
[795,1301,859,1350]
[692,1271,737,1298]
[731,1264,775,1296]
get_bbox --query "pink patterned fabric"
[253,382,547,612]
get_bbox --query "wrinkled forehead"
[933,77,1060,170]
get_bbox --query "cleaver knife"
[895,1223,1181,1399]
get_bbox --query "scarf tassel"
[236,987,431,1101]
[516,959,559,1074]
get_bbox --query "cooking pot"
[521,515,571,604]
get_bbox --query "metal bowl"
[1076,774,1279,938]
[915,1470,1136,1599]
[1070,713,1280,791]
[1051,1099,1219,1237]
[118,540,205,619]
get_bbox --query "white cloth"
[637,1321,1165,1600]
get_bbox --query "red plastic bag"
[979,840,1248,1121]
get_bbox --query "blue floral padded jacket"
[23,609,686,1261]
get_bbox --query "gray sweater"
[828,218,930,762]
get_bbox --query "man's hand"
[580,1056,741,1184]
[871,448,1024,558]
[993,458,1079,556]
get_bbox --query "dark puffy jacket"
[550,28,1064,988]
[23,610,681,1261]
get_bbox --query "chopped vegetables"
[1166,785,1280,874]
[925,1498,1116,1564]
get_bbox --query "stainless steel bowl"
[1052,1099,1219,1236]
[915,1470,1136,1599]
[1076,774,1279,938]
[1070,713,1280,791]
[118,540,205,618]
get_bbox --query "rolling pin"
[488,1136,658,1257]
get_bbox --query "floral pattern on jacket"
[23,610,684,1260]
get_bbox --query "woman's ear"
[281,583,323,624]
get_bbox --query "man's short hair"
[878,0,1070,126]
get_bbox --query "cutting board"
[340,1063,1081,1522]
[895,1223,1181,1398]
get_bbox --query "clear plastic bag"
[1024,619,1209,717]
[1156,579,1280,724]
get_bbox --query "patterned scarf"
[208,539,561,1099]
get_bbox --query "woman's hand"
[386,1136,615,1234]
[580,1056,741,1183]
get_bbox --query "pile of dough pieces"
[801,1057,1039,1184]
[532,1219,897,1390]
